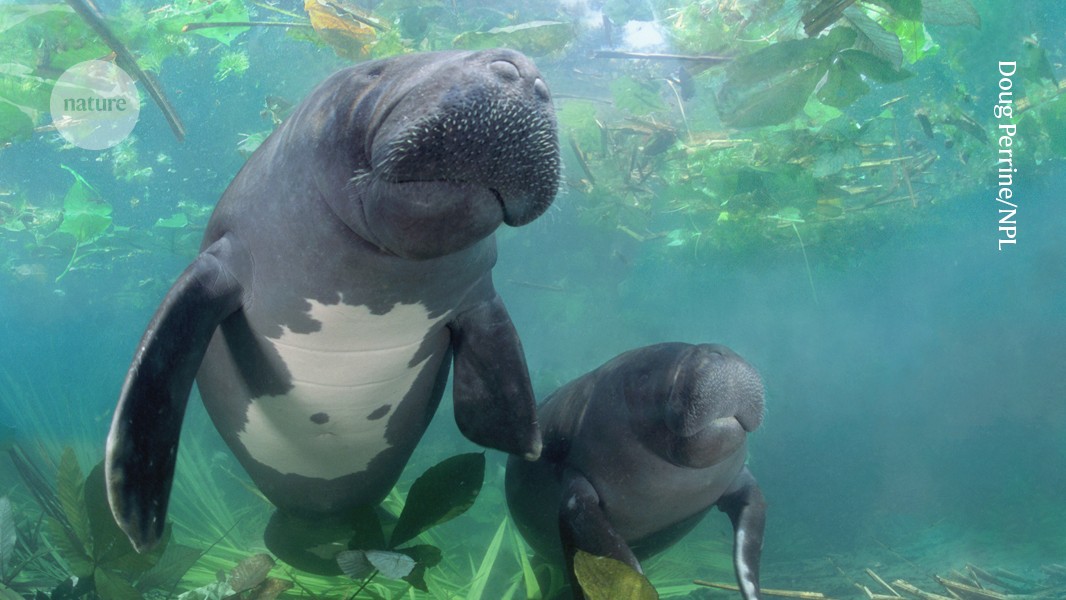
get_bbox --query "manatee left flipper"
[715,467,766,600]
[449,293,542,460]
[559,469,641,599]
[105,236,246,553]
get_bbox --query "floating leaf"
[155,213,189,228]
[818,57,869,108]
[57,166,112,245]
[718,66,822,128]
[0,584,21,600]
[922,0,980,28]
[573,551,658,600]
[229,553,275,593]
[838,49,911,84]
[885,19,938,64]
[161,0,249,45]
[0,498,15,572]
[843,6,903,70]
[453,21,574,57]
[390,453,484,548]
[717,28,856,128]
[304,0,382,60]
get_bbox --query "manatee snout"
[665,344,765,439]
[371,49,560,228]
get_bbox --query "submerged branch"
[592,50,732,65]
[64,0,186,142]
[182,21,314,32]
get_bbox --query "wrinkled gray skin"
[506,343,767,600]
[105,50,559,561]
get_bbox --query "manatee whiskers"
[371,95,560,217]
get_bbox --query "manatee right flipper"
[715,467,766,600]
[105,236,246,552]
[449,293,542,460]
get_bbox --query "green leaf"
[85,462,162,573]
[56,449,91,555]
[94,568,143,600]
[870,0,921,19]
[817,57,869,109]
[135,543,202,593]
[0,583,23,600]
[718,65,822,128]
[842,6,903,69]
[0,3,71,33]
[57,166,112,245]
[573,551,658,600]
[387,543,441,591]
[509,520,541,600]
[838,49,912,83]
[0,498,15,571]
[45,516,93,578]
[156,0,249,45]
[610,76,665,117]
[886,19,938,64]
[717,28,856,128]
[0,100,33,144]
[723,27,856,88]
[453,21,574,57]
[466,518,507,600]
[389,453,484,548]
[922,0,980,28]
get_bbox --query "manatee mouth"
[368,94,560,226]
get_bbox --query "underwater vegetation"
[2,0,1064,301]
[0,0,1064,598]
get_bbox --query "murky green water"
[1,0,1063,598]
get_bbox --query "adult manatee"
[106,49,559,569]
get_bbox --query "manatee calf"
[106,49,559,568]
[506,343,766,599]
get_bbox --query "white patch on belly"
[238,299,451,480]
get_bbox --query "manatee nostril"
[490,60,521,82]
[533,78,550,102]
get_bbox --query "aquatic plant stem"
[790,222,818,305]
[664,78,691,141]
[54,243,79,283]
[347,570,378,600]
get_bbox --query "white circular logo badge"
[49,60,140,150]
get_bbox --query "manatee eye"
[490,60,520,82]
[367,64,385,78]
